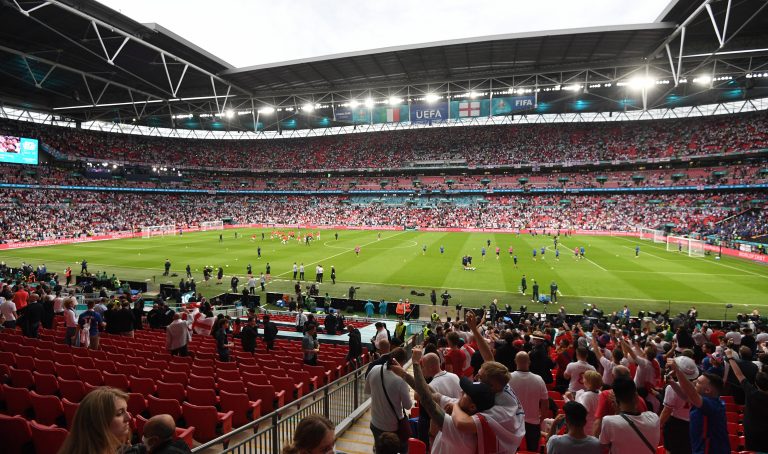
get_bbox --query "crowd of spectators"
[1,162,765,192]
[0,188,762,243]
[381,305,768,453]
[1,110,766,170]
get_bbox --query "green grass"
[1,229,766,320]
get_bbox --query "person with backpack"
[78,300,105,349]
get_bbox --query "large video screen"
[0,135,39,165]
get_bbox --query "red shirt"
[594,389,648,419]
[12,289,29,310]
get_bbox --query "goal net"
[141,225,177,238]
[666,235,705,257]
[200,220,224,231]
[640,228,666,243]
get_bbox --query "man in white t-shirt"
[564,346,596,392]
[365,348,412,454]
[622,338,660,412]
[599,376,660,454]
[509,351,548,452]
[422,352,461,399]
[0,297,17,329]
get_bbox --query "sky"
[96,0,672,68]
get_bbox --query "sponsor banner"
[491,96,536,115]
[334,108,371,124]
[410,103,448,123]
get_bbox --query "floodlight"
[425,93,440,103]
[224,109,234,118]
[563,84,582,92]
[469,91,481,99]
[388,97,403,105]
[694,75,712,85]
[258,106,274,114]
[349,99,360,108]
[628,77,656,90]
[302,103,314,112]
[364,98,375,108]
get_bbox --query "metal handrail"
[191,331,423,453]
[190,361,368,452]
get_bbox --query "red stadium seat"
[33,371,59,396]
[246,383,284,413]
[30,391,64,426]
[130,376,156,396]
[9,367,35,389]
[137,366,163,381]
[408,438,427,454]
[0,413,33,453]
[15,354,35,371]
[103,372,131,391]
[219,390,261,429]
[2,384,32,416]
[54,363,79,380]
[62,398,79,428]
[77,367,104,386]
[127,393,148,417]
[188,373,216,389]
[156,381,186,401]
[29,420,69,454]
[217,378,245,394]
[269,375,303,403]
[58,378,87,403]
[33,359,56,375]
[186,386,219,407]
[147,395,183,421]
[162,370,188,386]
[216,369,241,381]
[181,402,233,446]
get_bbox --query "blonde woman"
[58,387,132,454]
[63,297,78,346]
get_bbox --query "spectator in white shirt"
[509,351,549,452]
[592,333,623,386]
[564,347,596,392]
[62,297,78,346]
[0,297,17,329]
[165,313,191,356]
[568,370,602,434]
[599,376,660,454]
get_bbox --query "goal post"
[640,227,665,243]
[200,220,224,231]
[140,225,177,238]
[666,235,705,257]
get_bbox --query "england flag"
[459,101,481,117]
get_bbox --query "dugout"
[264,292,420,319]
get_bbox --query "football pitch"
[1,228,766,320]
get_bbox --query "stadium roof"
[0,0,766,129]
[223,23,676,97]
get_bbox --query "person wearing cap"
[546,401,600,454]
[660,356,697,454]
[667,357,729,454]
[390,347,494,453]
[509,351,548,452]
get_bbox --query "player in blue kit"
[532,248,537,261]
[635,245,640,257]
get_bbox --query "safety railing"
[192,331,423,453]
